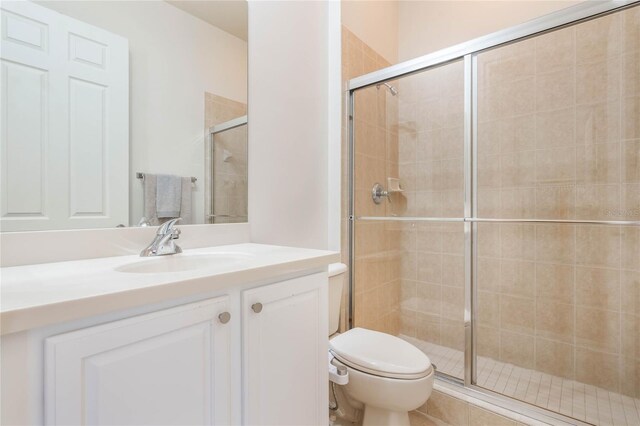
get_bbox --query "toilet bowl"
[328,264,434,426]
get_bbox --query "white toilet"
[328,263,434,426]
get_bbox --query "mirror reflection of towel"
[143,174,193,225]
[156,174,182,218]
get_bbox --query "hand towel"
[143,174,160,226]
[179,176,193,224]
[156,174,182,218]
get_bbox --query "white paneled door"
[0,1,128,231]
[243,273,329,426]
[45,297,232,426]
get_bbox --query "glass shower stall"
[347,2,639,424]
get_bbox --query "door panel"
[0,1,128,231]
[243,273,328,426]
[45,297,231,426]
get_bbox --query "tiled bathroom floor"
[401,335,640,426]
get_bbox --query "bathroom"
[1,1,638,425]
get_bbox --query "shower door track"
[347,1,639,425]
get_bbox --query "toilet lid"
[329,328,432,380]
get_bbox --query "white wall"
[397,0,581,61]
[341,1,398,63]
[37,1,248,226]
[248,1,337,250]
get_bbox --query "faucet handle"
[157,217,182,235]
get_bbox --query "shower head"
[376,82,398,96]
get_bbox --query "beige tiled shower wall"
[342,27,402,335]
[475,7,640,397]
[204,93,247,224]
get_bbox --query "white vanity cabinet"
[45,296,232,426]
[41,271,328,426]
[243,274,328,425]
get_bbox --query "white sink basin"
[115,253,253,274]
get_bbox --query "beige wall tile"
[535,68,575,112]
[576,266,620,310]
[621,313,640,359]
[442,255,464,287]
[622,6,640,52]
[535,108,575,149]
[441,319,465,351]
[621,270,640,315]
[621,357,640,398]
[442,224,465,254]
[623,51,640,96]
[468,405,516,426]
[500,260,535,298]
[536,301,575,344]
[622,183,640,221]
[622,226,640,271]
[535,26,575,72]
[500,151,536,187]
[416,312,442,344]
[441,286,464,321]
[535,224,575,264]
[576,57,621,105]
[501,188,536,219]
[501,77,536,117]
[576,142,621,185]
[501,224,535,261]
[535,338,574,378]
[417,252,442,284]
[575,101,620,144]
[426,391,469,426]
[575,306,620,353]
[536,263,574,304]
[409,411,440,426]
[535,147,576,186]
[575,347,620,391]
[575,225,621,268]
[478,224,501,258]
[576,184,620,220]
[478,326,500,359]
[416,282,442,316]
[483,188,505,217]
[535,186,575,219]
[575,13,621,64]
[500,295,534,335]
[623,140,640,183]
[622,96,640,140]
[500,331,535,369]
[478,257,501,293]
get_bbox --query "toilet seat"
[329,328,432,380]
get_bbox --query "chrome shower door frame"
[347,1,640,424]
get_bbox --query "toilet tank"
[328,263,348,336]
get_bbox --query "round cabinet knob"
[251,303,263,313]
[218,312,231,324]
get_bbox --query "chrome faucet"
[140,218,183,257]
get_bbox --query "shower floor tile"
[400,335,640,426]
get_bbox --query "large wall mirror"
[0,0,248,232]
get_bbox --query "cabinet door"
[243,273,328,426]
[45,297,231,426]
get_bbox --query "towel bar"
[136,172,196,183]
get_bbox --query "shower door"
[473,7,639,425]
[350,59,468,381]
[349,2,639,424]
